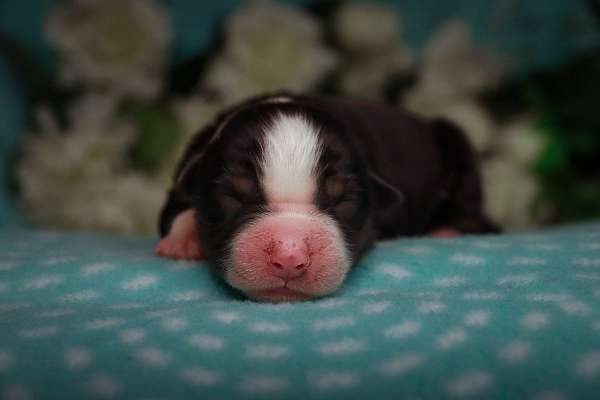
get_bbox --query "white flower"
[482,157,541,231]
[405,96,497,153]
[333,2,402,54]
[478,116,548,231]
[498,116,548,167]
[405,19,509,103]
[203,0,338,105]
[333,2,413,100]
[337,50,413,101]
[60,172,165,236]
[67,92,120,130]
[400,20,509,152]
[17,95,167,235]
[20,100,135,183]
[45,0,171,100]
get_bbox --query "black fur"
[159,93,499,273]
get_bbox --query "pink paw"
[428,228,462,238]
[155,235,204,260]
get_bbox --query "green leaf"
[534,138,568,174]
[123,101,182,171]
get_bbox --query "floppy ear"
[368,170,410,237]
[368,171,405,209]
[175,154,200,188]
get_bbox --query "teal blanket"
[1,223,600,399]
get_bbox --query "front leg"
[156,209,204,260]
[428,227,462,238]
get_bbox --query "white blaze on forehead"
[260,113,322,204]
[262,96,293,104]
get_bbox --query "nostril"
[272,262,283,269]
[295,262,308,270]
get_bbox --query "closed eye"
[216,171,263,218]
[230,175,256,195]
[217,193,242,217]
[334,199,357,221]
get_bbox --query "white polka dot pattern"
[180,366,221,386]
[446,371,493,397]
[249,321,290,334]
[378,263,412,280]
[436,328,468,350]
[119,328,146,344]
[0,350,13,372]
[464,310,491,326]
[378,353,424,376]
[64,347,93,369]
[121,275,159,290]
[161,317,188,332]
[312,316,355,331]
[23,274,64,290]
[1,225,599,399]
[575,351,600,379]
[19,325,61,339]
[135,347,172,367]
[80,262,116,276]
[521,312,550,331]
[497,340,531,363]
[239,376,289,393]
[83,318,124,331]
[213,310,242,324]
[85,373,121,398]
[384,321,421,340]
[245,344,290,359]
[318,338,365,356]
[308,371,360,390]
[188,334,225,351]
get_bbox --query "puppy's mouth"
[247,285,313,302]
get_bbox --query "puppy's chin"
[224,210,350,302]
[245,288,315,303]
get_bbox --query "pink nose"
[268,239,310,280]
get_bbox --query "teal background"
[1,0,599,71]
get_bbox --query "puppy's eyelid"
[324,171,360,199]
[230,175,256,195]
[218,193,242,216]
[334,199,357,220]
[325,177,345,199]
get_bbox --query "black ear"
[368,170,411,237]
[368,170,406,209]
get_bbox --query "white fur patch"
[176,95,295,185]
[260,113,322,205]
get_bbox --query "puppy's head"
[179,99,375,301]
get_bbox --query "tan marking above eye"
[218,194,242,216]
[325,176,345,199]
[231,175,256,195]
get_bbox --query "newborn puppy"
[156,93,498,302]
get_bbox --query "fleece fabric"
[1,223,599,399]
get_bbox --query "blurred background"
[0,0,599,236]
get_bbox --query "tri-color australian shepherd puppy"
[156,93,498,302]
